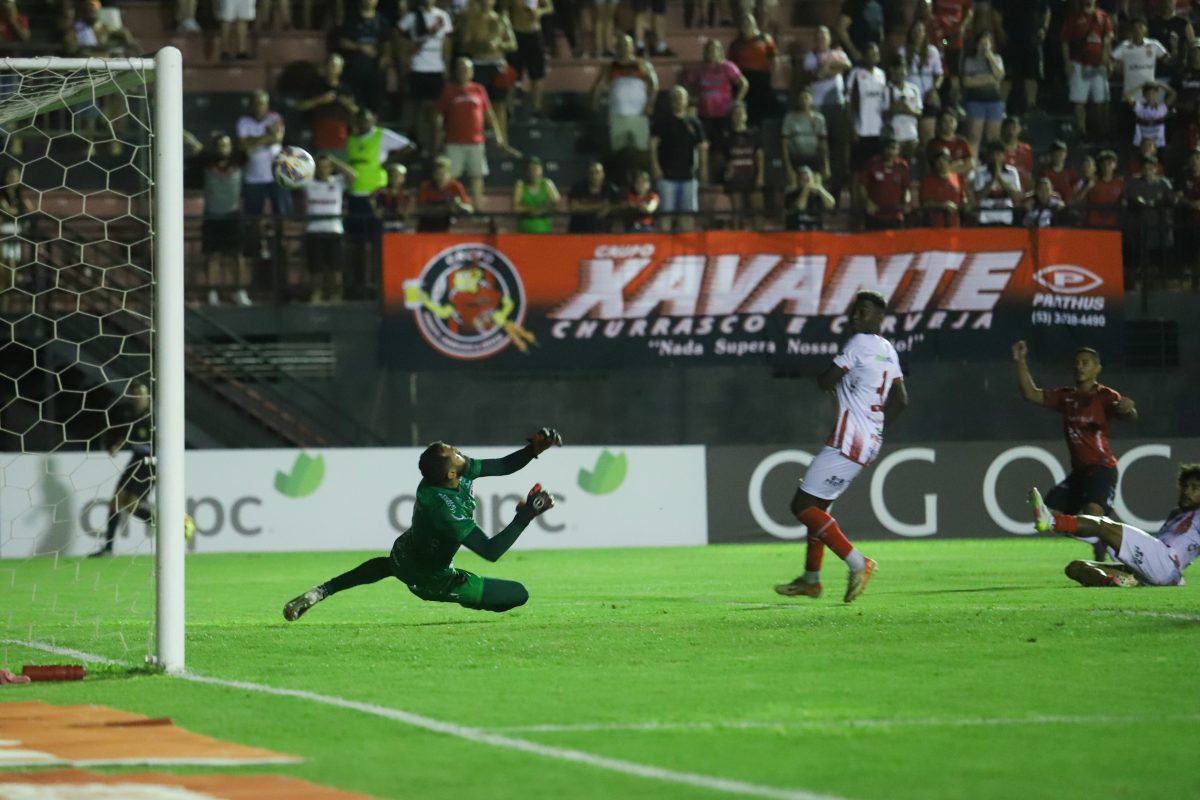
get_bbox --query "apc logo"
[1032,265,1104,295]
[578,450,627,495]
[402,243,531,360]
[275,452,325,498]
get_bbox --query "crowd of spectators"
[8,0,1195,301]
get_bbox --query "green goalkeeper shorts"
[404,567,486,609]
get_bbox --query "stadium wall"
[2,439,1195,557]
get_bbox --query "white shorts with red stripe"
[799,446,864,501]
[1117,524,1184,586]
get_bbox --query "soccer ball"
[273,145,316,189]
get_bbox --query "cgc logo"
[1033,265,1104,294]
[402,244,536,360]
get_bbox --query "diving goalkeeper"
[283,428,562,620]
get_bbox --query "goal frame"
[0,48,186,672]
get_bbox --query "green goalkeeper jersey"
[391,457,484,579]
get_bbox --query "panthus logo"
[1032,265,1104,295]
[402,244,535,360]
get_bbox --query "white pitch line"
[3,639,845,800]
[492,713,1200,734]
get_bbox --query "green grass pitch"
[3,539,1199,800]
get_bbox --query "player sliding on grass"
[283,428,563,620]
[1012,341,1137,561]
[774,290,908,603]
[1029,462,1200,587]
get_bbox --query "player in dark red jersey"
[1012,341,1138,558]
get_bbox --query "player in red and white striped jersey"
[1012,341,1138,559]
[775,290,908,604]
[1030,463,1200,587]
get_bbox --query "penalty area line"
[4,638,844,800]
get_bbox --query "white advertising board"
[0,446,708,557]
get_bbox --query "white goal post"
[0,48,185,673]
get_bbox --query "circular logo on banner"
[402,244,530,360]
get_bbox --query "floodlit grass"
[3,539,1199,799]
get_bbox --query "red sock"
[1053,513,1078,534]
[797,507,854,560]
[805,538,825,572]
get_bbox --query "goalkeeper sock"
[102,511,122,549]
[1053,514,1079,535]
[319,557,393,597]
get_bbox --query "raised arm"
[476,427,563,477]
[461,484,555,562]
[1012,340,1044,405]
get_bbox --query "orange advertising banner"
[381,228,1123,369]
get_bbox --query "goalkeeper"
[283,428,562,620]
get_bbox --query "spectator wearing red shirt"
[437,56,515,207]
[1061,0,1114,139]
[295,54,359,156]
[416,156,473,233]
[928,0,974,90]
[625,169,660,232]
[722,102,764,230]
[1000,116,1033,190]
[372,163,410,233]
[857,137,910,230]
[920,148,967,226]
[926,109,975,177]
[1040,140,1077,203]
[1078,149,1124,228]
[728,13,779,125]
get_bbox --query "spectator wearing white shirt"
[884,60,922,161]
[1130,81,1173,149]
[846,42,886,169]
[303,153,356,303]
[973,140,1023,226]
[236,91,288,262]
[399,0,454,152]
[591,34,659,158]
[801,25,852,193]
[1113,19,1169,102]
[898,19,942,146]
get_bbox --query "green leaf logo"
[275,452,325,498]
[577,450,627,495]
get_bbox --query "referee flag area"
[2,539,1198,799]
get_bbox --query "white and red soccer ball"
[273,145,316,189]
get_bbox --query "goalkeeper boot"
[283,587,326,622]
[843,558,877,604]
[1029,488,1053,533]
[774,578,822,598]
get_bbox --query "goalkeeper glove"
[527,427,563,456]
[516,483,555,522]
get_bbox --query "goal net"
[0,51,185,673]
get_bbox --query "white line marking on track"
[3,639,845,800]
[491,713,1200,734]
